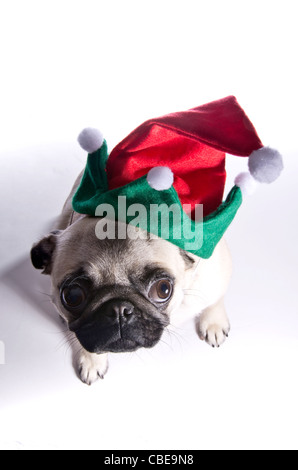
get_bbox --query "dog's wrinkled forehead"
[85,236,161,286]
[52,217,187,286]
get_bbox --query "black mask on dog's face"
[58,267,174,353]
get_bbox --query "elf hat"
[73,96,283,259]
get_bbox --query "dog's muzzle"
[70,298,165,354]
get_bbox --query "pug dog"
[31,171,232,385]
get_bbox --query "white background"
[0,0,297,450]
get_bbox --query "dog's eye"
[149,279,173,303]
[61,284,86,310]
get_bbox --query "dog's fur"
[31,172,232,385]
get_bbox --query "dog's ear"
[179,248,196,269]
[30,231,62,275]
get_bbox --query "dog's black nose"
[109,300,135,321]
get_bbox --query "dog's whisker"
[183,289,209,302]
[183,289,204,296]
[55,337,71,353]
[132,349,146,363]
[167,322,185,333]
[165,328,186,350]
[54,328,78,354]
[39,298,53,304]
[37,290,53,299]
[163,323,186,347]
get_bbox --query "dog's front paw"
[77,350,109,385]
[197,321,230,348]
[196,302,230,348]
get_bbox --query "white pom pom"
[235,172,258,197]
[147,167,174,191]
[248,146,283,184]
[78,128,104,154]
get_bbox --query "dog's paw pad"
[197,319,230,348]
[77,352,109,386]
[204,324,230,348]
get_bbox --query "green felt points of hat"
[73,165,242,259]
[73,140,109,215]
[200,185,242,257]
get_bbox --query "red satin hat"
[106,96,263,217]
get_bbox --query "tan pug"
[31,172,231,385]
[30,98,283,385]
